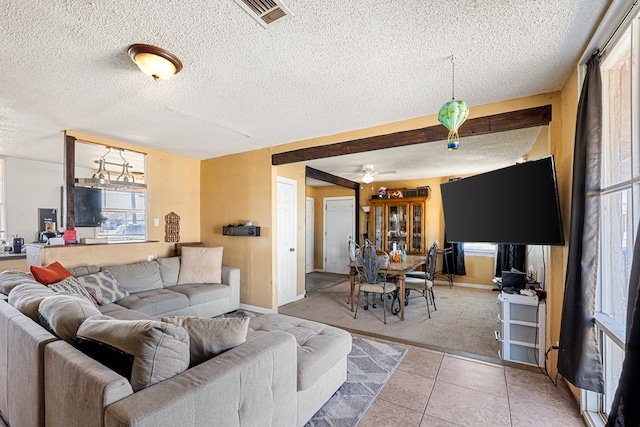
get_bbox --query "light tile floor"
[359,338,585,427]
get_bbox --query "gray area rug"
[305,336,406,427]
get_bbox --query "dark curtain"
[607,222,640,426]
[443,232,465,275]
[557,53,604,393]
[494,244,526,277]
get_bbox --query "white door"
[324,197,355,274]
[277,177,297,306]
[305,197,314,274]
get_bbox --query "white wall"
[6,157,63,243]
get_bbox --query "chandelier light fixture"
[128,44,183,80]
[438,55,469,150]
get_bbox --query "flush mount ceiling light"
[128,44,183,80]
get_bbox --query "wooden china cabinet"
[369,196,427,255]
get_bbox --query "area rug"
[305,336,406,427]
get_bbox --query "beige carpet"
[280,280,501,361]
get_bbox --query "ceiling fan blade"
[377,170,397,175]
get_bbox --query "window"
[74,141,147,243]
[97,190,146,242]
[463,242,496,254]
[584,13,640,423]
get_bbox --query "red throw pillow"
[30,262,73,285]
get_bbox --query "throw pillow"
[161,316,249,366]
[177,246,223,284]
[48,276,98,306]
[38,294,101,343]
[76,315,190,392]
[30,261,72,285]
[75,271,129,306]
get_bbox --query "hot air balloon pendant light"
[438,55,469,150]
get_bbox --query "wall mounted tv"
[74,187,103,227]
[440,156,565,246]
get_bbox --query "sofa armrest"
[221,266,240,309]
[44,340,134,427]
[105,330,297,427]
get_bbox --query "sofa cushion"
[116,289,189,316]
[249,313,352,391]
[48,276,97,305]
[0,270,38,295]
[76,271,129,306]
[68,265,100,277]
[103,261,163,293]
[38,294,101,342]
[30,262,72,285]
[98,303,156,321]
[177,247,223,284]
[8,282,55,321]
[165,283,230,306]
[76,315,190,392]
[157,257,181,287]
[162,316,249,366]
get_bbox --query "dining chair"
[404,241,438,318]
[354,242,397,324]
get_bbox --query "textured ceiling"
[0,0,609,178]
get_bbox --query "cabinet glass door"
[386,204,408,252]
[410,203,423,253]
[373,205,383,249]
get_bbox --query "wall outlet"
[147,255,154,262]
[153,218,160,227]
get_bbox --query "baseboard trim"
[434,280,493,290]
[239,303,272,314]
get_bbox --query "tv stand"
[495,291,545,367]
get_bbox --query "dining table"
[349,254,426,320]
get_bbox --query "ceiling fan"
[345,164,397,184]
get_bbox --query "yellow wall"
[305,185,355,270]
[200,148,275,311]
[66,131,201,259]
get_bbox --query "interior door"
[277,177,297,306]
[305,197,314,274]
[324,197,355,274]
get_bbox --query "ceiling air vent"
[233,0,293,28]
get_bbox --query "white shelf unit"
[496,292,545,367]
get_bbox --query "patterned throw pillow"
[75,271,129,306]
[49,276,98,306]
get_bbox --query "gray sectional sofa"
[0,257,352,427]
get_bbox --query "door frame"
[322,196,355,273]
[305,197,314,274]
[276,176,298,306]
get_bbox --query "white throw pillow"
[177,247,223,284]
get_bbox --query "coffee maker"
[12,236,24,254]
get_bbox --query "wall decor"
[164,212,180,243]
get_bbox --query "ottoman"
[249,313,352,426]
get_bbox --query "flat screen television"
[74,187,103,227]
[440,156,565,245]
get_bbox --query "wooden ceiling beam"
[272,105,552,165]
[305,166,359,189]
